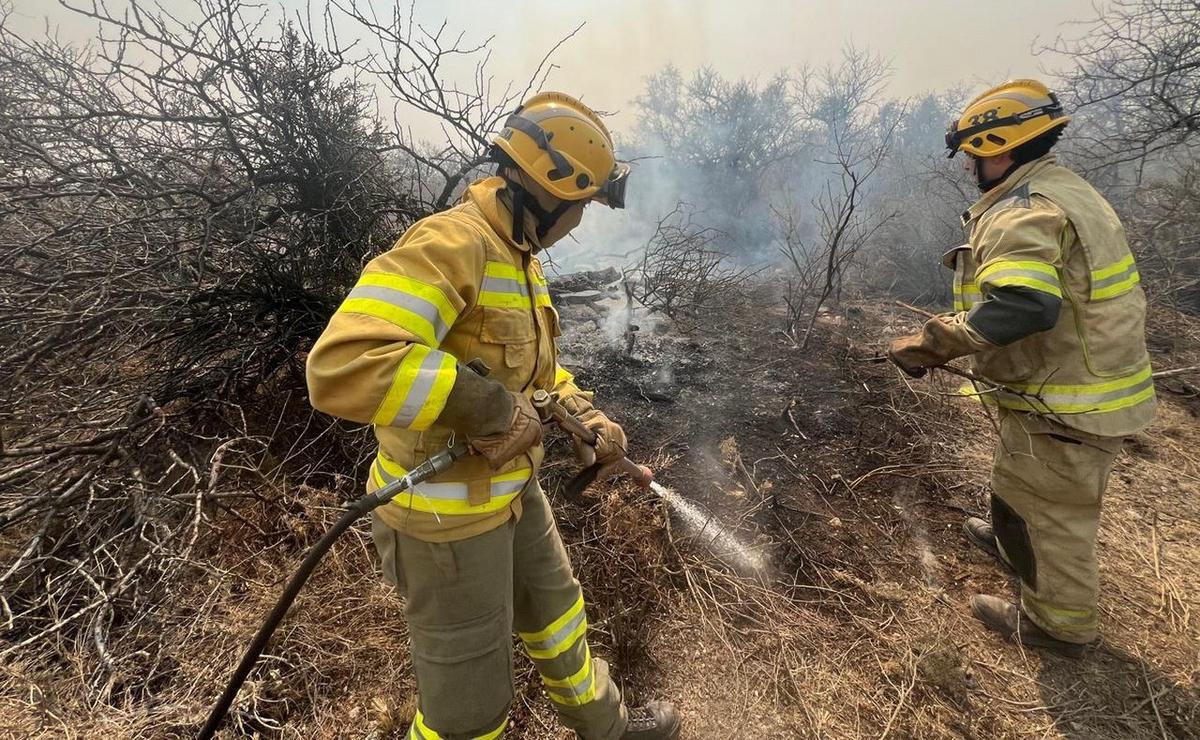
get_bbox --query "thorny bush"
[625,204,756,331]
[0,0,418,702]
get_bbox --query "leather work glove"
[438,367,542,469]
[571,408,628,478]
[887,314,987,379]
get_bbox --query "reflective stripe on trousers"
[409,708,507,740]
[519,592,598,707]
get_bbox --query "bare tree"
[1125,162,1200,310]
[336,0,582,210]
[1049,0,1200,171]
[626,204,756,330]
[0,0,571,711]
[632,66,802,257]
[779,48,899,348]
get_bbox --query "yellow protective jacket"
[306,177,587,542]
[947,155,1157,438]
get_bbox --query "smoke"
[556,56,973,311]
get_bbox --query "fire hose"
[199,389,651,738]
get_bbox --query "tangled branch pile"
[626,204,755,329]
[0,0,420,701]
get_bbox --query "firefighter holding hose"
[888,80,1157,657]
[306,92,680,739]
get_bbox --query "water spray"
[649,481,767,573]
[532,390,764,573]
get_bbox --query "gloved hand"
[571,408,628,478]
[438,367,542,469]
[887,314,983,378]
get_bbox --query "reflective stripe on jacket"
[306,176,583,541]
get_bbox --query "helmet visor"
[945,121,963,158]
[594,162,630,209]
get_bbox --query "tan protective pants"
[990,408,1124,643]
[371,481,627,740]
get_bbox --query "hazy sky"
[10,0,1099,140]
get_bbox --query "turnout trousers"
[371,481,627,739]
[990,407,1124,643]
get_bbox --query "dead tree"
[632,66,802,257]
[336,0,583,210]
[780,48,899,348]
[626,204,756,330]
[1049,0,1200,170]
[0,0,565,708]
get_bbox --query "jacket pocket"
[479,306,535,370]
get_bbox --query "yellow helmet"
[492,91,629,208]
[945,79,1070,159]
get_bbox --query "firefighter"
[888,80,1157,657]
[306,92,680,739]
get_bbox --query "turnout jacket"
[946,155,1156,438]
[306,177,588,542]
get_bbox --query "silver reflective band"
[480,275,529,296]
[523,608,586,655]
[392,351,451,427]
[347,284,451,344]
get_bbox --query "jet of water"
[648,481,767,573]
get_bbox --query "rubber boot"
[620,701,681,739]
[969,595,1091,658]
[963,517,1010,571]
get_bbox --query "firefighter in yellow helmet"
[306,92,680,739]
[888,80,1157,656]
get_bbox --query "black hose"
[198,497,370,739]
[199,443,469,739]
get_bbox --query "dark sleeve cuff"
[966,286,1061,346]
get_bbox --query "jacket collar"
[962,154,1058,226]
[463,176,540,253]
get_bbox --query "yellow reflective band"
[340,272,459,348]
[1091,253,1136,281]
[958,363,1155,414]
[374,454,532,515]
[1090,254,1141,300]
[977,260,1062,298]
[478,291,532,309]
[1092,273,1140,300]
[480,262,535,309]
[542,644,597,707]
[520,593,588,660]
[554,365,575,387]
[373,346,457,430]
[410,709,507,740]
[528,270,553,307]
[484,262,524,280]
[1023,593,1096,632]
[953,282,982,312]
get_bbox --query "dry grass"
[2,297,1198,739]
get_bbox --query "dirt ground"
[2,291,1197,739]
[549,293,1200,739]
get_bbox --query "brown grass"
[2,296,1197,739]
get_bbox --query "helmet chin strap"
[973,156,1022,193]
[503,175,574,248]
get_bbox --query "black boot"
[969,595,1092,658]
[963,517,1010,571]
[621,701,681,739]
